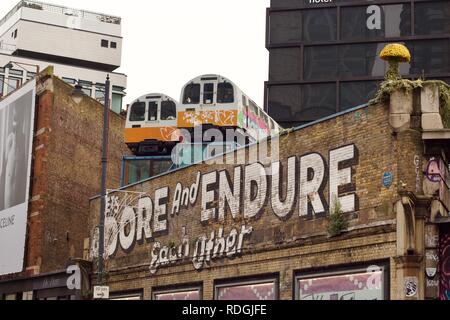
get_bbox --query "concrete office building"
[265,0,450,127]
[0,0,127,113]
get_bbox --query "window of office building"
[340,81,379,111]
[295,265,387,300]
[407,39,450,76]
[269,48,302,82]
[215,277,278,301]
[269,10,302,44]
[304,45,338,80]
[300,83,336,120]
[267,85,302,123]
[0,75,4,96]
[415,1,450,36]
[341,4,411,41]
[153,286,201,300]
[112,93,123,114]
[302,8,337,43]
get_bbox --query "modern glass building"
[265,0,450,128]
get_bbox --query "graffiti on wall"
[440,225,450,301]
[91,144,359,275]
[425,225,440,299]
[425,157,450,211]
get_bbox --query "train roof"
[182,74,238,88]
[130,93,179,104]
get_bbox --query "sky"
[0,0,271,107]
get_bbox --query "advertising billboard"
[0,79,36,276]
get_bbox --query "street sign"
[93,286,110,299]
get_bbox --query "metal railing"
[0,0,121,29]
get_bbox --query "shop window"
[215,277,278,300]
[415,1,450,36]
[153,286,202,300]
[203,83,214,104]
[269,10,302,44]
[129,101,146,122]
[295,265,387,300]
[217,82,234,103]
[161,100,176,120]
[183,83,200,104]
[148,101,158,121]
[110,291,143,300]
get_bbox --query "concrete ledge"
[422,113,444,130]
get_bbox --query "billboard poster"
[0,79,36,276]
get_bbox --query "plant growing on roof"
[327,196,347,237]
[380,43,411,81]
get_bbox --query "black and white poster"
[0,79,35,276]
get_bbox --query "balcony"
[0,0,121,29]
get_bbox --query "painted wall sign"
[92,144,359,275]
[0,80,36,276]
[404,277,418,298]
[382,172,393,189]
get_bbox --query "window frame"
[152,283,203,301]
[129,101,147,122]
[214,274,279,301]
[294,261,390,301]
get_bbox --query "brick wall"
[89,98,425,299]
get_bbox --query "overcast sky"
[0,0,270,107]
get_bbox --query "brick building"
[88,79,450,300]
[0,67,128,300]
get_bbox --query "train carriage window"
[129,102,146,121]
[183,84,200,104]
[161,100,176,120]
[148,101,158,121]
[203,83,214,104]
[217,82,234,103]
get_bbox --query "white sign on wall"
[0,80,36,276]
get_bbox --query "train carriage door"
[200,76,218,107]
[148,100,158,122]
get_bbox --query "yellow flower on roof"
[380,43,411,63]
[380,44,411,81]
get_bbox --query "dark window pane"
[300,83,336,121]
[415,2,450,36]
[0,75,3,96]
[269,11,302,44]
[110,41,117,48]
[148,101,158,121]
[267,85,301,122]
[183,84,200,104]
[269,48,301,82]
[203,83,214,104]
[341,4,411,41]
[407,39,450,75]
[101,39,109,47]
[339,43,386,78]
[303,8,337,43]
[304,45,338,80]
[340,81,379,111]
[161,100,176,120]
[129,102,146,122]
[217,82,234,103]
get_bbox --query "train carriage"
[179,74,282,142]
[124,93,180,155]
